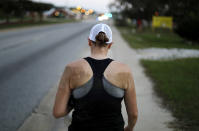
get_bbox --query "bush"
[114,18,129,26]
[175,15,199,43]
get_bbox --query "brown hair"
[93,32,109,47]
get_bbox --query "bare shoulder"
[65,58,93,89]
[66,59,88,69]
[109,60,132,75]
[66,58,92,75]
[105,60,133,89]
[67,58,86,66]
[113,61,134,89]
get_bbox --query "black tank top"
[68,57,125,131]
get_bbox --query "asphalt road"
[0,20,95,131]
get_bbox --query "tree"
[33,2,53,22]
[0,0,53,23]
[14,0,31,23]
[111,0,199,42]
[0,0,17,23]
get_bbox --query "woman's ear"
[107,43,113,49]
[88,38,92,46]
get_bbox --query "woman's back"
[67,57,131,131]
[53,23,138,131]
[69,57,130,91]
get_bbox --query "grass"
[0,18,77,30]
[141,58,199,130]
[117,26,199,49]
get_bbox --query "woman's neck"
[90,54,108,59]
[90,48,108,59]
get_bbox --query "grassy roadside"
[0,18,77,30]
[141,58,199,130]
[117,26,199,49]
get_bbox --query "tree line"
[0,0,53,23]
[110,0,199,43]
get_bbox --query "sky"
[33,0,114,13]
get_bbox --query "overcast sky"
[33,0,114,13]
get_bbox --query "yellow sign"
[152,16,173,30]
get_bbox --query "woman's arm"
[124,71,138,131]
[53,65,72,118]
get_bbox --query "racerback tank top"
[68,57,125,131]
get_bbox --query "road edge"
[17,84,58,131]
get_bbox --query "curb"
[18,85,58,131]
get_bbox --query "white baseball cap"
[89,23,112,44]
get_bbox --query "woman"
[53,23,138,131]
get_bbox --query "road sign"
[152,16,173,30]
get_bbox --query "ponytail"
[94,32,109,47]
